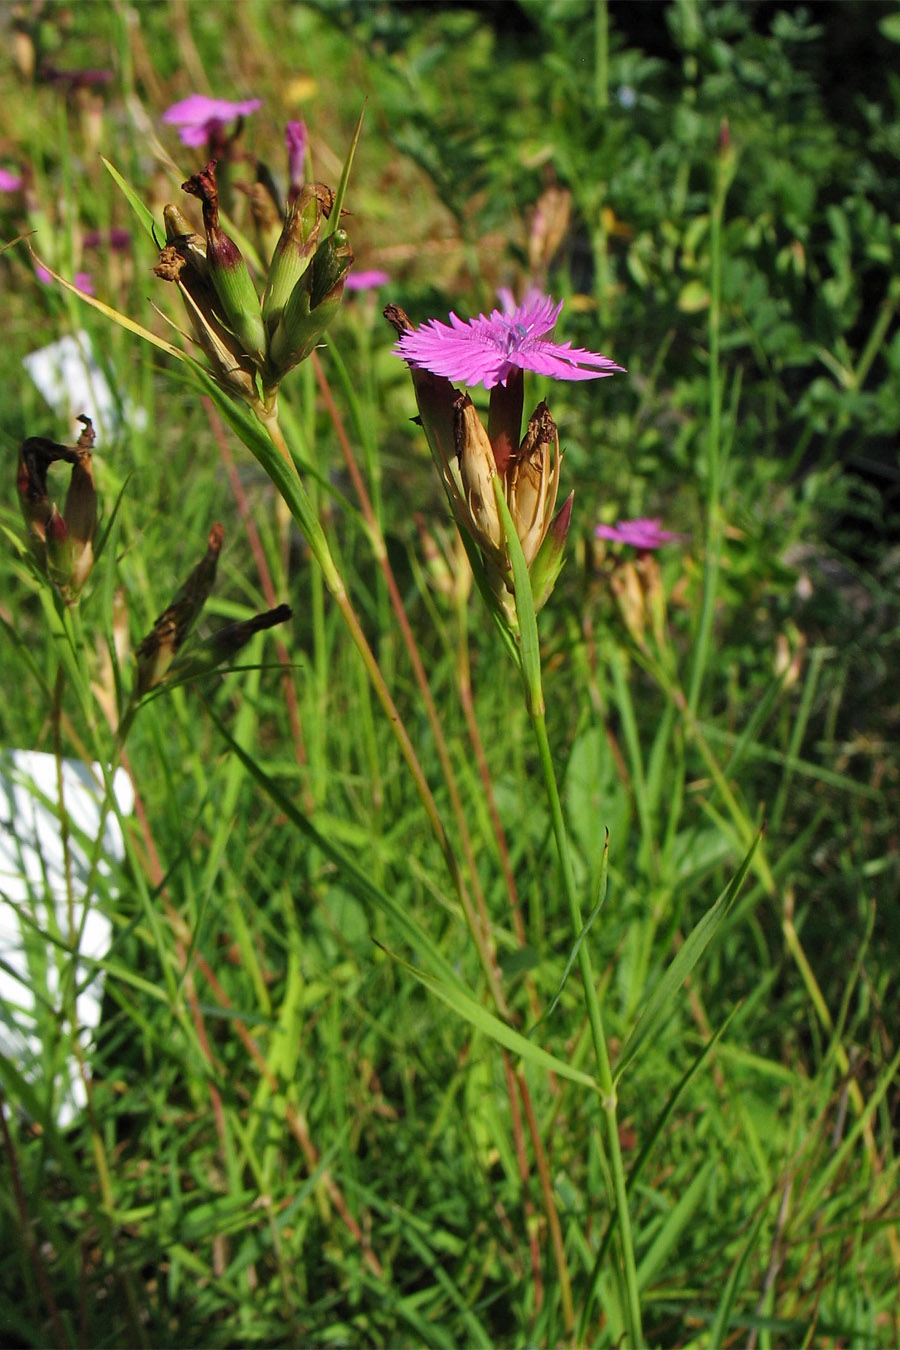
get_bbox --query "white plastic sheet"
[0,750,133,1127]
[22,330,147,443]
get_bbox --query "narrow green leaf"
[185,363,333,571]
[326,103,365,239]
[533,830,609,1033]
[636,1156,717,1290]
[92,472,131,568]
[0,1054,104,1223]
[615,828,761,1082]
[27,244,184,362]
[380,942,601,1093]
[580,1006,740,1343]
[101,156,162,246]
[707,1200,770,1346]
[351,1185,489,1347]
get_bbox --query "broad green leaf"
[678,278,709,312]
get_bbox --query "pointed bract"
[530,492,573,613]
[268,228,353,376]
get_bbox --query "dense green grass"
[1,1,898,1345]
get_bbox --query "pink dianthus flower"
[162,94,262,147]
[595,518,685,549]
[345,269,390,292]
[393,290,624,390]
[285,120,308,194]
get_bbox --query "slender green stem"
[853,273,900,390]
[530,707,643,1346]
[491,479,642,1337]
[687,144,731,718]
[595,0,609,111]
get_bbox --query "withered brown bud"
[135,524,224,695]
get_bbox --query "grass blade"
[615,828,761,1082]
[380,943,601,1093]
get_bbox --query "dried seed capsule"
[135,524,224,695]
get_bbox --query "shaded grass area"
[0,1,897,1345]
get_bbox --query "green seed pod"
[268,228,353,375]
[261,183,333,333]
[155,243,258,402]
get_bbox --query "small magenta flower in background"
[345,269,390,293]
[0,168,24,192]
[393,289,624,390]
[41,65,113,91]
[285,119,308,197]
[162,94,262,147]
[33,263,94,294]
[83,227,131,252]
[595,518,685,549]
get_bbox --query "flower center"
[504,320,531,352]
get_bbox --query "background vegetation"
[1,1,897,1344]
